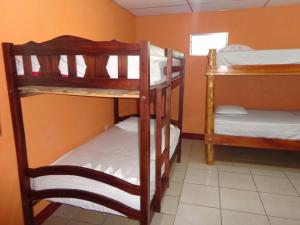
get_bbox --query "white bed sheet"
[32,124,180,215]
[215,110,300,140]
[15,45,181,85]
[217,49,300,66]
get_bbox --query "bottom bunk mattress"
[215,110,300,140]
[31,120,180,215]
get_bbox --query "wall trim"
[35,202,61,225]
[182,132,204,140]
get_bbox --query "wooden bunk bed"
[2,35,185,225]
[205,48,300,165]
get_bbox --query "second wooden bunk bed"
[2,35,185,225]
[205,49,300,165]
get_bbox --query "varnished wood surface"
[3,35,185,225]
[28,165,140,195]
[205,48,300,165]
[207,64,300,76]
[205,134,300,151]
[19,86,140,98]
[30,189,141,219]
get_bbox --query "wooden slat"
[163,66,183,75]
[28,165,140,195]
[13,35,140,55]
[83,55,96,78]
[207,64,300,76]
[67,55,77,77]
[23,55,32,76]
[95,55,110,78]
[160,148,168,166]
[30,189,141,220]
[118,55,128,78]
[37,55,60,76]
[18,86,139,98]
[16,76,140,90]
[205,134,300,151]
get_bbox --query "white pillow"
[116,117,156,134]
[216,105,248,115]
[219,44,254,52]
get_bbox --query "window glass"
[190,32,228,56]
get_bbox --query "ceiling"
[113,0,300,16]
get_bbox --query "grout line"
[218,168,223,225]
[267,215,300,222]
[250,168,272,225]
[284,171,300,197]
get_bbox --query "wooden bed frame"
[205,49,300,165]
[2,35,185,225]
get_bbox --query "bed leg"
[176,140,182,163]
[205,144,214,165]
[154,196,161,212]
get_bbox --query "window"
[190,32,228,56]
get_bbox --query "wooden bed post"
[205,49,217,165]
[114,98,119,124]
[177,54,185,163]
[139,40,151,225]
[154,48,172,212]
[2,43,35,224]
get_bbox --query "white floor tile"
[188,161,218,171]
[180,183,220,208]
[151,213,175,225]
[71,208,107,224]
[269,217,300,225]
[219,172,256,191]
[284,168,300,180]
[170,170,185,182]
[161,196,179,215]
[218,164,251,174]
[290,179,300,195]
[53,204,80,219]
[250,167,285,178]
[102,214,138,225]
[253,175,298,196]
[222,210,269,225]
[66,220,90,225]
[174,203,221,225]
[42,216,69,225]
[185,168,219,186]
[173,163,187,172]
[220,188,265,214]
[260,193,300,220]
[165,181,183,197]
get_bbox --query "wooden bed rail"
[27,166,140,195]
[207,48,300,76]
[3,35,146,91]
[30,189,140,219]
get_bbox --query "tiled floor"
[42,139,300,225]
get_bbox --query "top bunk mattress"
[15,45,181,86]
[217,49,300,66]
[215,109,300,140]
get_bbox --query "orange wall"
[0,0,135,224]
[136,5,300,134]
